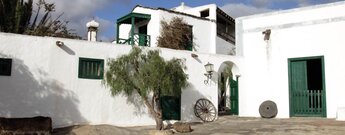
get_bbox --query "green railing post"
[130,17,135,45]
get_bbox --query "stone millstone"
[173,122,192,133]
[259,100,278,118]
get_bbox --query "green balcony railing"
[117,33,150,47]
[133,33,150,47]
[117,38,131,44]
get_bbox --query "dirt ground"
[52,116,345,135]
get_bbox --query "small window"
[184,25,193,51]
[0,58,12,76]
[78,57,104,79]
[200,9,209,18]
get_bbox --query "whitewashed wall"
[216,37,235,55]
[0,32,241,128]
[133,7,218,54]
[236,1,345,118]
[119,24,131,40]
[177,4,218,20]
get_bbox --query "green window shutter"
[78,57,104,79]
[184,25,193,51]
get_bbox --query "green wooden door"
[229,78,238,115]
[289,57,326,117]
[161,96,180,120]
[138,25,147,46]
[290,61,308,116]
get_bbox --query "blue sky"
[41,0,343,41]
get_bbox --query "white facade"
[0,32,241,128]
[2,1,345,129]
[117,3,235,55]
[236,1,345,119]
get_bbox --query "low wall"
[0,33,240,128]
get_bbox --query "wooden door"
[289,57,326,117]
[138,25,147,46]
[229,78,238,115]
[161,96,180,120]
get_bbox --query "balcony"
[217,23,235,44]
[116,13,151,46]
[117,33,151,46]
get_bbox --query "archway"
[218,61,240,115]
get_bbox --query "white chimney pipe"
[86,20,99,42]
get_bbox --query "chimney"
[86,20,99,42]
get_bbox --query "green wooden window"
[78,57,104,79]
[185,26,193,51]
[0,58,12,76]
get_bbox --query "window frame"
[78,57,104,79]
[200,9,210,18]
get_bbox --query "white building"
[115,3,236,55]
[236,1,345,119]
[1,1,345,129]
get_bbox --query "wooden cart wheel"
[194,98,217,122]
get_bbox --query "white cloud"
[297,0,311,7]
[220,3,274,18]
[252,0,271,8]
[95,17,113,42]
[31,0,129,41]
[221,0,344,18]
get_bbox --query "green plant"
[157,17,193,50]
[0,0,80,39]
[104,47,188,130]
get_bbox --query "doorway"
[218,62,239,116]
[138,25,148,46]
[288,56,326,117]
[161,96,180,120]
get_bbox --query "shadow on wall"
[0,54,85,128]
[181,84,213,122]
[126,92,148,117]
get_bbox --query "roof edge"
[133,5,216,22]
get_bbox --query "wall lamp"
[262,29,271,41]
[56,41,64,47]
[204,62,214,85]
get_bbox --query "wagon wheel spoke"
[207,105,215,111]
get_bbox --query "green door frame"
[288,56,327,117]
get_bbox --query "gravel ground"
[52,116,345,135]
